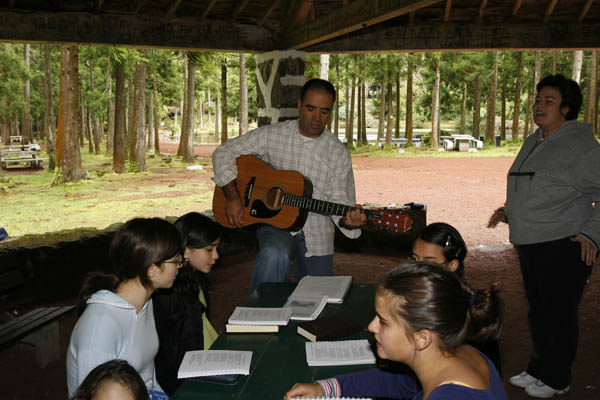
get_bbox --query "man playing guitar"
[212,78,366,293]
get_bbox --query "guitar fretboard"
[283,193,356,217]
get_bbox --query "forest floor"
[1,143,599,399]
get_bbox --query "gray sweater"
[505,120,600,248]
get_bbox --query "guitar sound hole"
[266,187,285,209]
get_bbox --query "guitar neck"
[283,193,367,218]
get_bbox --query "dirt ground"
[1,144,598,399]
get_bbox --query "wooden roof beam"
[232,0,252,21]
[444,0,452,22]
[512,0,523,16]
[285,0,314,28]
[201,0,218,19]
[478,0,488,24]
[134,0,146,14]
[166,0,182,18]
[579,0,594,22]
[281,0,443,49]
[543,0,558,23]
[258,0,282,27]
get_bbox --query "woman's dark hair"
[79,218,181,313]
[170,213,221,311]
[70,359,148,400]
[378,262,503,354]
[417,222,467,277]
[536,74,582,120]
[300,78,336,103]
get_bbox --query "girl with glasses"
[67,218,182,398]
[153,212,221,395]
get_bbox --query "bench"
[0,305,76,368]
[0,147,47,169]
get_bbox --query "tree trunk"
[178,57,188,156]
[207,87,211,126]
[182,53,195,162]
[84,106,92,152]
[500,83,507,140]
[153,70,160,153]
[130,54,147,171]
[215,95,220,140]
[344,78,349,138]
[147,73,154,150]
[220,62,228,144]
[459,80,467,135]
[512,52,523,141]
[42,45,54,152]
[127,75,134,159]
[199,97,204,130]
[356,78,362,144]
[395,71,400,138]
[473,76,481,140]
[377,72,387,146]
[532,51,541,135]
[405,54,414,143]
[485,52,498,143]
[105,56,114,154]
[319,54,329,80]
[361,82,367,145]
[347,75,355,145]
[22,44,33,143]
[239,53,248,136]
[524,80,533,140]
[552,51,558,75]
[385,78,393,147]
[572,50,583,83]
[113,60,127,173]
[431,59,440,150]
[54,45,84,184]
[585,51,598,124]
[87,59,101,154]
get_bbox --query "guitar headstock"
[365,207,413,232]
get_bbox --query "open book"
[305,339,376,366]
[177,350,252,379]
[289,276,352,304]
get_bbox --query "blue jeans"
[249,225,333,294]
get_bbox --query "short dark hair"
[70,359,148,400]
[417,222,467,277]
[300,78,336,103]
[378,262,503,353]
[174,212,220,250]
[536,74,582,120]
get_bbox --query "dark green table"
[173,282,377,400]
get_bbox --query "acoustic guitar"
[212,154,413,232]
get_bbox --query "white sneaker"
[509,371,537,388]
[525,380,570,398]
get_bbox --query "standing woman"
[67,218,182,397]
[410,222,502,373]
[489,74,600,398]
[153,212,221,395]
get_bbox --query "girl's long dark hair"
[417,222,467,277]
[69,359,148,400]
[379,262,503,353]
[78,218,181,313]
[171,212,221,314]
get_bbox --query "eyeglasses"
[162,257,183,267]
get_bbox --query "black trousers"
[517,237,592,390]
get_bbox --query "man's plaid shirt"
[212,119,361,257]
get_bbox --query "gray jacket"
[505,120,600,248]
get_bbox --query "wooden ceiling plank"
[543,0,558,23]
[201,0,218,19]
[259,0,282,27]
[287,0,314,28]
[444,0,452,22]
[309,2,316,21]
[232,0,252,21]
[579,0,594,22]
[167,0,182,18]
[96,0,104,11]
[134,0,146,14]
[512,0,523,16]
[281,0,443,49]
